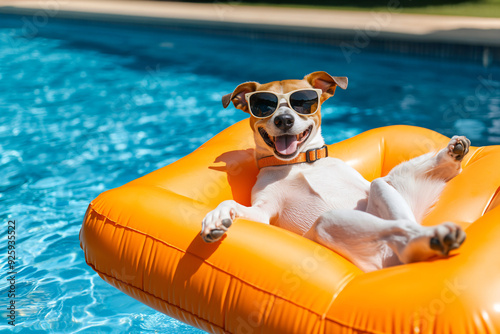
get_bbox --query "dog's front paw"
[447,136,471,161]
[201,202,236,243]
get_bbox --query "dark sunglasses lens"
[290,90,319,115]
[249,93,278,117]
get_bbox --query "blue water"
[0,13,500,333]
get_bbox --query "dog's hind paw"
[447,136,471,161]
[429,222,466,256]
[398,222,466,263]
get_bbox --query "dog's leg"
[304,209,418,272]
[201,200,271,243]
[347,136,469,268]
[305,136,470,271]
[384,135,470,223]
[365,177,466,264]
[366,178,416,221]
[305,178,427,271]
[304,208,465,272]
[392,135,470,182]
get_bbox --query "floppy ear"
[304,71,348,102]
[222,81,259,113]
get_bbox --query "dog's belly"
[258,158,370,235]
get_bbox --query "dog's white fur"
[201,72,467,272]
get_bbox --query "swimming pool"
[1,13,500,333]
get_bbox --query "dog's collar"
[257,146,329,169]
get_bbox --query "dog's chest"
[256,158,370,235]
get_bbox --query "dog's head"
[222,71,348,160]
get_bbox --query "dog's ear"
[222,81,259,113]
[304,71,348,102]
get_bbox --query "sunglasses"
[245,88,322,119]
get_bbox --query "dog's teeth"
[297,130,307,141]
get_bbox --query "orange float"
[80,119,500,333]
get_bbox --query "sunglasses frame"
[245,88,323,119]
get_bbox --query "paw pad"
[221,219,232,228]
[429,227,466,256]
[448,136,471,161]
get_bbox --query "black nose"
[274,114,294,131]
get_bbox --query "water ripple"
[1,13,499,334]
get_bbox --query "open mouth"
[258,125,312,159]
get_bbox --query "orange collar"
[257,146,329,169]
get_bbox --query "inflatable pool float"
[80,119,500,334]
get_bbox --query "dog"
[200,71,468,272]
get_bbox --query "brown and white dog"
[200,71,468,272]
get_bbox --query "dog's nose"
[274,114,294,131]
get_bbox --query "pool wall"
[0,1,499,67]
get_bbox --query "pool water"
[1,13,500,333]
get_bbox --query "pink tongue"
[275,135,298,155]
